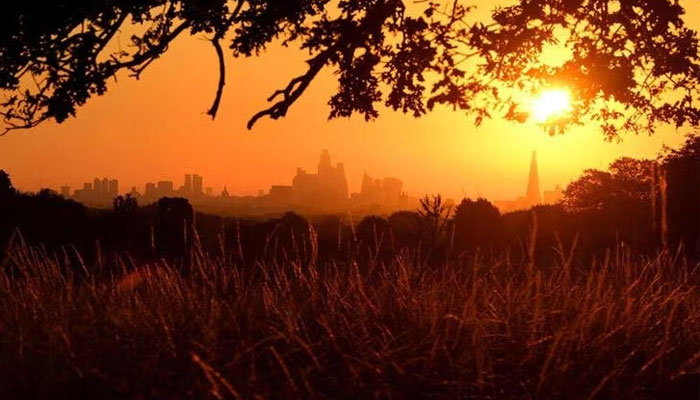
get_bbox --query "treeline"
[3,134,700,267]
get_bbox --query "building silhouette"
[193,174,203,195]
[286,149,349,212]
[351,174,408,212]
[525,151,542,207]
[253,150,414,215]
[141,174,206,203]
[495,151,562,213]
[184,174,193,193]
[145,183,157,198]
[72,177,119,206]
[108,179,119,197]
[157,181,174,195]
[55,152,416,216]
[60,186,71,198]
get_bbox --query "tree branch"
[206,0,244,120]
[247,50,331,130]
[110,20,191,74]
[207,38,226,119]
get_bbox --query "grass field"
[0,234,699,399]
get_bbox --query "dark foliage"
[388,210,422,249]
[452,198,503,253]
[8,137,700,272]
[1,1,698,138]
[663,134,700,255]
[561,157,657,252]
[0,170,14,196]
[155,197,194,260]
[563,157,654,213]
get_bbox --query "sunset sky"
[1,1,698,202]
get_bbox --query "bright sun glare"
[532,89,572,123]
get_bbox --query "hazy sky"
[1,1,698,201]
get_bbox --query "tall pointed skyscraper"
[525,151,542,207]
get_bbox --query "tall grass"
[0,232,699,399]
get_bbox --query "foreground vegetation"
[1,232,699,400]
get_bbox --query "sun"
[531,89,572,123]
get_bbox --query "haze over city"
[2,0,698,200]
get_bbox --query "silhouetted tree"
[0,185,90,258]
[562,157,655,250]
[2,1,698,138]
[254,212,313,264]
[563,157,653,213]
[113,194,139,215]
[0,170,15,198]
[388,211,422,249]
[154,197,194,260]
[471,1,700,138]
[663,133,700,253]
[452,198,503,252]
[418,195,452,254]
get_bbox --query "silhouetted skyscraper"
[525,151,542,207]
[184,174,193,193]
[72,177,119,206]
[157,181,174,195]
[291,150,349,211]
[145,182,157,197]
[356,173,404,211]
[108,179,119,197]
[192,174,203,195]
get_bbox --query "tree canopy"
[562,157,654,212]
[1,0,699,139]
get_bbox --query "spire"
[526,150,541,207]
[318,149,332,174]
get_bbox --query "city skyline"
[5,142,584,205]
[33,149,562,215]
[48,150,419,215]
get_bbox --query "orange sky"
[0,1,698,201]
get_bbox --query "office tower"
[291,150,349,210]
[157,181,174,195]
[184,174,193,193]
[108,179,119,197]
[525,151,542,207]
[382,177,403,208]
[192,174,203,195]
[145,183,157,198]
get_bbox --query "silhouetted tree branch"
[207,38,226,120]
[247,49,331,129]
[207,1,244,120]
[1,1,699,138]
